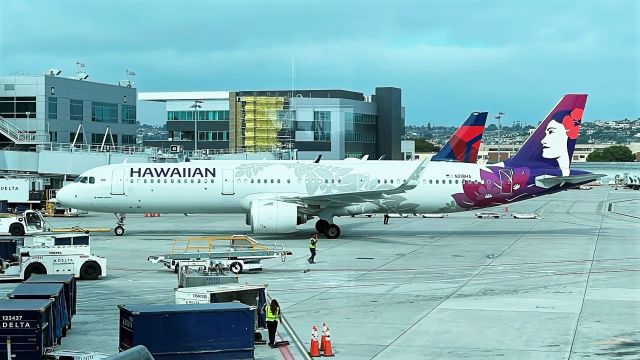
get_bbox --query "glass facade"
[198,131,229,141]
[0,96,36,118]
[345,112,377,143]
[91,133,118,145]
[70,99,83,121]
[48,97,57,119]
[92,102,118,123]
[121,105,136,124]
[122,134,136,144]
[167,110,229,121]
[296,111,331,141]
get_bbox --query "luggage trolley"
[148,235,292,274]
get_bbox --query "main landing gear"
[114,213,126,236]
[315,219,341,239]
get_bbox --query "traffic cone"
[322,327,334,357]
[320,323,327,351]
[308,326,321,357]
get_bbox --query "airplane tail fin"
[506,94,587,170]
[431,112,488,163]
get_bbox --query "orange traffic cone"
[320,323,327,351]
[323,327,334,357]
[308,326,321,357]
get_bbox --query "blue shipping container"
[9,283,70,341]
[0,299,55,360]
[26,274,77,318]
[119,303,254,360]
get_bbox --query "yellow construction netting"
[241,96,286,151]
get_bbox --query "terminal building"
[0,72,138,148]
[139,87,404,160]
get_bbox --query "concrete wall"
[374,87,402,160]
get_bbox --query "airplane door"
[358,174,369,191]
[499,169,513,194]
[222,169,235,195]
[111,169,125,195]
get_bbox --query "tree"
[414,139,441,153]
[587,145,635,162]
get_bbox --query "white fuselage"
[57,160,487,216]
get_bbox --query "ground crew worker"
[263,299,281,347]
[308,234,318,263]
[384,214,390,224]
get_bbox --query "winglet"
[314,155,322,163]
[397,157,429,191]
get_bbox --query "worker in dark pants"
[384,214,390,224]
[308,234,318,263]
[263,299,281,347]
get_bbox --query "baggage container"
[8,283,70,341]
[178,265,238,288]
[0,299,55,360]
[26,274,77,319]
[175,284,267,330]
[119,303,254,360]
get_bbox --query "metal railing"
[35,142,158,156]
[0,115,48,144]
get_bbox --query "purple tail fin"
[506,94,587,173]
[432,112,487,163]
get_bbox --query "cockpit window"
[80,177,88,183]
[74,177,82,183]
[88,177,95,184]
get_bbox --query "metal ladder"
[0,115,47,144]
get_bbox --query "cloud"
[1,0,637,125]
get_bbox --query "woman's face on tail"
[541,121,568,159]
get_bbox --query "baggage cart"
[148,235,292,274]
[119,303,254,360]
[0,299,55,360]
[8,283,70,341]
[26,274,77,318]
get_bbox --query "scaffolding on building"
[240,96,294,152]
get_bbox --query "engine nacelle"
[250,200,298,233]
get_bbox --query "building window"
[1,97,36,118]
[122,134,137,145]
[91,133,118,145]
[47,97,57,120]
[121,105,136,124]
[70,99,83,121]
[198,131,229,141]
[167,110,229,121]
[92,102,118,123]
[49,132,58,142]
[295,111,331,141]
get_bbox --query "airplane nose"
[56,187,72,207]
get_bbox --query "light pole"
[25,111,31,141]
[190,100,203,152]
[494,112,505,162]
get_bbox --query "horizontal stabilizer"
[535,173,605,188]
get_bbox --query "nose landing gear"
[114,213,126,236]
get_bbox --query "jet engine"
[249,199,299,233]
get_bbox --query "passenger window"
[192,179,195,183]
[297,179,301,184]
[287,179,291,184]
[390,180,394,184]
[332,179,335,184]
[305,179,309,184]
[164,179,168,183]
[436,180,439,184]
[244,179,248,184]
[204,179,208,183]
[251,179,254,183]
[277,179,281,183]
[429,180,433,184]
[338,179,342,183]
[237,179,241,184]
[325,179,329,184]
[270,179,274,183]
[384,179,387,184]
[198,179,202,183]
[130,179,134,183]
[144,179,147,183]
[449,180,452,184]
[257,179,261,183]
[455,180,459,184]
[177,179,181,184]
[171,179,174,183]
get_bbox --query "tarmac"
[0,185,638,359]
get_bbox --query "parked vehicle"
[0,210,47,236]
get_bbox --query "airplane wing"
[279,157,429,207]
[535,173,605,188]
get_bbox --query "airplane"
[57,95,602,238]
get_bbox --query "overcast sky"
[1,0,638,126]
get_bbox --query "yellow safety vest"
[265,306,280,321]
[309,239,317,249]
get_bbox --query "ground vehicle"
[0,233,107,281]
[0,210,47,236]
[475,212,501,219]
[148,235,292,274]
